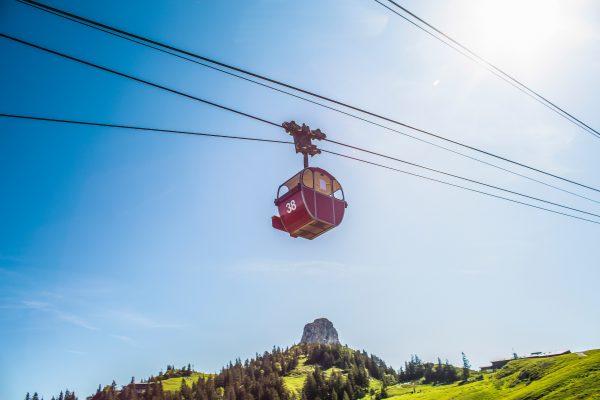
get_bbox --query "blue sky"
[1,0,599,398]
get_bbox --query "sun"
[466,0,564,68]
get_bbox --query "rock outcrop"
[300,318,340,345]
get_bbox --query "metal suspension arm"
[282,121,326,167]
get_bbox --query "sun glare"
[468,0,564,68]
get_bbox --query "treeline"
[397,355,459,384]
[151,364,195,382]
[25,390,78,400]
[85,344,397,400]
[30,345,469,400]
[300,343,398,400]
[90,346,301,400]
[302,368,360,400]
[303,343,397,383]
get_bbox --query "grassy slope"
[385,350,600,400]
[161,373,213,392]
[283,356,344,399]
[284,357,315,398]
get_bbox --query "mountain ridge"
[135,345,600,400]
[31,320,600,400]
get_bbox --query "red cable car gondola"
[272,167,347,239]
[271,121,348,240]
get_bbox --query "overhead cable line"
[321,149,600,226]
[0,113,292,144]
[324,138,600,219]
[1,112,598,226]
[375,0,600,140]
[0,34,279,129]
[14,0,600,194]
[1,33,598,219]
[15,0,600,206]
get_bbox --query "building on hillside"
[129,383,150,394]
[85,382,152,400]
[479,358,515,372]
[479,350,570,372]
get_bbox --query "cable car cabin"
[272,167,347,240]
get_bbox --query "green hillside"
[283,356,315,398]
[276,348,600,400]
[372,350,600,400]
[282,355,347,398]
[90,345,600,400]
[160,372,213,392]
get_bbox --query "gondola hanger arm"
[282,121,326,168]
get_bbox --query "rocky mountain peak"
[300,318,340,345]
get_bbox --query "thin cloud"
[0,254,32,263]
[109,334,140,347]
[56,312,98,331]
[22,300,51,310]
[457,268,486,276]
[0,303,25,310]
[22,300,98,331]
[0,267,22,277]
[240,260,364,275]
[107,309,187,330]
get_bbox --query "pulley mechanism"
[282,120,326,168]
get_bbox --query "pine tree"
[181,378,192,400]
[64,390,77,400]
[303,371,318,400]
[461,352,471,382]
[444,360,458,383]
